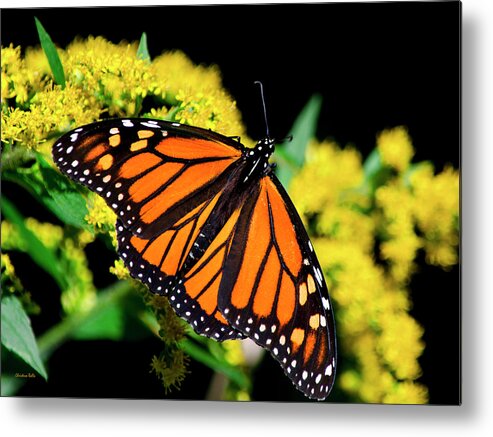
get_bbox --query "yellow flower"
[376,182,422,282]
[383,381,429,405]
[377,126,414,172]
[318,206,375,253]
[110,259,131,281]
[1,44,46,104]
[1,253,24,294]
[289,140,363,216]
[2,83,101,151]
[152,51,246,138]
[377,312,425,379]
[62,36,159,116]
[411,165,459,268]
[85,194,117,237]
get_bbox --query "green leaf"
[362,148,395,195]
[1,374,25,396]
[137,32,151,62]
[402,161,434,189]
[34,17,66,87]
[71,291,150,341]
[1,196,67,290]
[2,156,90,230]
[37,281,133,360]
[71,305,124,341]
[1,296,48,380]
[37,154,90,229]
[276,93,322,187]
[363,148,382,180]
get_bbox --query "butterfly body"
[53,117,336,400]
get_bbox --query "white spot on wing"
[140,121,160,128]
[325,364,333,376]
[322,297,330,310]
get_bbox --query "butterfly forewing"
[53,118,243,239]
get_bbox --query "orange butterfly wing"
[218,176,337,399]
[54,118,337,399]
[53,119,242,239]
[54,118,246,340]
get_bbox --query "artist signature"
[15,372,36,378]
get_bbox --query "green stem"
[37,280,134,360]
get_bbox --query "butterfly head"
[243,137,276,183]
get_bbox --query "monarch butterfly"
[52,86,336,400]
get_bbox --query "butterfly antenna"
[254,81,270,139]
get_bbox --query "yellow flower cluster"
[2,37,247,157]
[62,36,159,116]
[377,126,414,171]
[1,253,24,294]
[1,45,46,104]
[152,51,245,138]
[1,218,96,315]
[411,165,459,268]
[289,127,459,404]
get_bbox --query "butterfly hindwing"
[218,176,336,399]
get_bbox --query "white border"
[2,0,493,436]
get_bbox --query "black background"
[1,2,460,404]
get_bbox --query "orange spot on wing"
[130,139,147,151]
[96,154,114,171]
[129,162,184,203]
[299,282,308,306]
[290,327,305,354]
[266,180,302,277]
[130,235,148,253]
[303,331,317,364]
[85,144,107,162]
[276,271,295,326]
[307,274,316,294]
[155,137,241,160]
[139,159,234,224]
[252,247,280,317]
[230,190,270,310]
[109,134,120,147]
[138,130,154,139]
[119,153,162,179]
[316,332,327,366]
[309,314,320,329]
